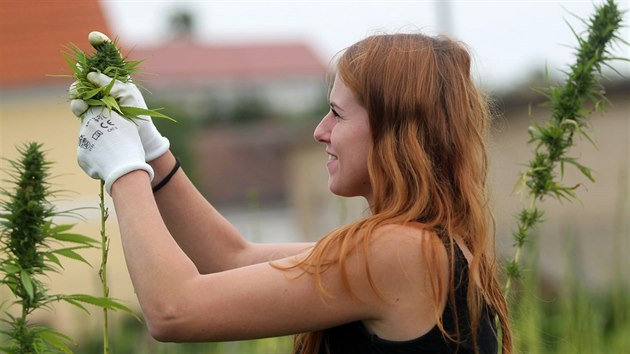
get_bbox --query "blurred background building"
[1,0,628,344]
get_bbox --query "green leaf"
[576,124,597,146]
[120,105,177,122]
[562,157,596,182]
[36,327,75,354]
[85,98,106,106]
[61,298,90,314]
[505,260,521,279]
[62,294,140,319]
[49,224,74,233]
[81,86,103,100]
[100,95,121,113]
[50,232,98,246]
[102,65,116,75]
[53,247,92,267]
[20,270,34,300]
[125,59,144,73]
[44,252,63,269]
[102,72,118,95]
[63,55,83,76]
[2,263,20,274]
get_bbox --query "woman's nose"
[313,113,332,143]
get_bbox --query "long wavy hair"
[291,33,512,354]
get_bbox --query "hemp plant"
[0,143,132,353]
[504,0,627,295]
[64,31,174,123]
[63,31,173,354]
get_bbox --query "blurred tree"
[147,98,200,186]
[169,8,195,39]
[200,95,272,127]
[229,96,271,125]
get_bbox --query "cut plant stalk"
[62,31,171,354]
[504,0,627,296]
[99,180,110,354]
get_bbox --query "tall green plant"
[504,0,627,295]
[0,143,133,353]
[62,31,176,353]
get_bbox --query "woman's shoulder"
[357,222,451,340]
[361,223,450,296]
[368,222,449,265]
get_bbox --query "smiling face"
[313,75,372,203]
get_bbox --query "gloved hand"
[77,106,154,195]
[70,71,170,162]
[80,72,171,162]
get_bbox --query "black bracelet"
[152,157,181,193]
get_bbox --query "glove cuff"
[145,136,170,162]
[105,163,155,195]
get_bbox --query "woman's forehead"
[329,75,357,106]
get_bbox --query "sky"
[101,0,630,89]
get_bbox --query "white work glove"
[77,106,154,195]
[70,72,170,162]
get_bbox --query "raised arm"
[73,72,313,274]
[148,150,313,273]
[110,170,386,342]
[72,112,380,341]
[73,108,442,342]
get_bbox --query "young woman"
[72,33,512,354]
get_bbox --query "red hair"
[291,33,512,354]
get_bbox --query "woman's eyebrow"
[330,102,345,112]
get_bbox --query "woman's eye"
[331,108,340,118]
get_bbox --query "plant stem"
[504,197,538,295]
[99,180,110,354]
[19,306,29,354]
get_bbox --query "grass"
[74,318,293,354]
[510,237,629,354]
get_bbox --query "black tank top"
[317,240,498,354]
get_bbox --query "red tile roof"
[0,0,324,89]
[129,39,327,86]
[0,0,110,88]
